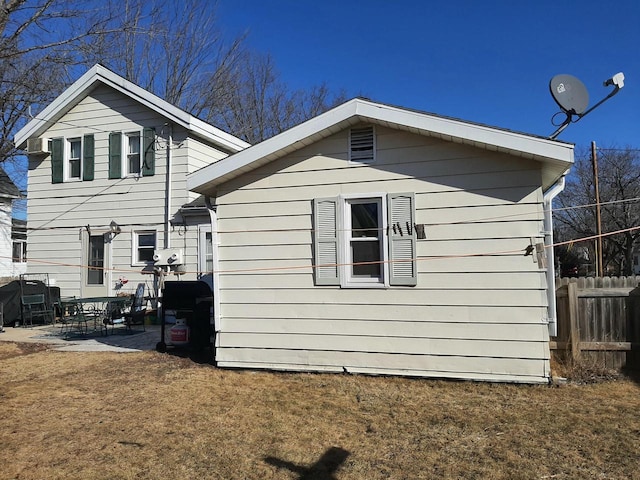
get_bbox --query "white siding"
[214,125,551,383]
[26,85,225,297]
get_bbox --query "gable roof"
[14,64,250,153]
[187,98,574,196]
[0,167,21,199]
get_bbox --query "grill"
[157,281,213,353]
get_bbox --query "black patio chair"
[124,283,146,332]
[21,294,54,327]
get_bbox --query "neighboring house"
[0,168,23,278]
[188,98,574,383]
[11,218,27,277]
[13,65,249,298]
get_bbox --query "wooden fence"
[552,276,640,370]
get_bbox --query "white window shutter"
[387,193,417,286]
[313,197,341,285]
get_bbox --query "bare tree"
[1,0,129,220]
[82,0,247,116]
[199,51,347,144]
[2,0,348,219]
[555,146,640,275]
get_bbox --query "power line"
[6,224,640,277]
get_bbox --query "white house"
[0,168,23,279]
[188,98,574,383]
[13,65,249,298]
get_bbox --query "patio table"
[60,296,132,336]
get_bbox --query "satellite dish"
[549,74,589,115]
[548,72,625,139]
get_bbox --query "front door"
[82,231,111,297]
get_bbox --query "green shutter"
[82,134,94,181]
[387,193,417,286]
[142,127,155,176]
[313,197,341,286]
[108,132,122,179]
[51,138,63,184]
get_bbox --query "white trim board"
[14,64,250,153]
[187,98,574,196]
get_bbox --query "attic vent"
[349,126,375,163]
[27,137,50,155]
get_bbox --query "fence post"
[567,282,580,361]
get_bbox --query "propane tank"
[170,318,190,347]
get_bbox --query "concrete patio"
[0,323,165,352]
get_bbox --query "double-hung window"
[50,134,94,183]
[68,138,82,179]
[313,193,417,288]
[109,128,155,179]
[126,132,141,175]
[345,197,384,284]
[133,231,156,265]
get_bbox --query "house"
[13,65,249,299]
[0,168,23,279]
[188,98,574,383]
[11,218,27,276]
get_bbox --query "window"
[126,132,141,175]
[12,241,26,263]
[134,231,156,264]
[345,198,383,283]
[349,126,375,163]
[109,128,155,179]
[51,135,94,183]
[313,193,417,288]
[68,138,82,179]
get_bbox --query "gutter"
[205,196,220,362]
[543,175,567,337]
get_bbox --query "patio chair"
[124,283,146,332]
[101,296,132,335]
[21,294,54,327]
[59,300,88,337]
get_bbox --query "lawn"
[1,342,639,480]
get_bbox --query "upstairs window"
[126,132,141,175]
[50,135,94,183]
[68,138,82,179]
[349,126,375,163]
[110,128,155,179]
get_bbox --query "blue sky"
[217,0,639,150]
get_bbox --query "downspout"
[164,123,173,249]
[543,175,566,337]
[205,196,220,360]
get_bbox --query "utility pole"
[592,141,603,276]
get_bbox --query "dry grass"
[1,342,639,480]
[551,354,623,384]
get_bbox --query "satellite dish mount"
[548,72,624,139]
